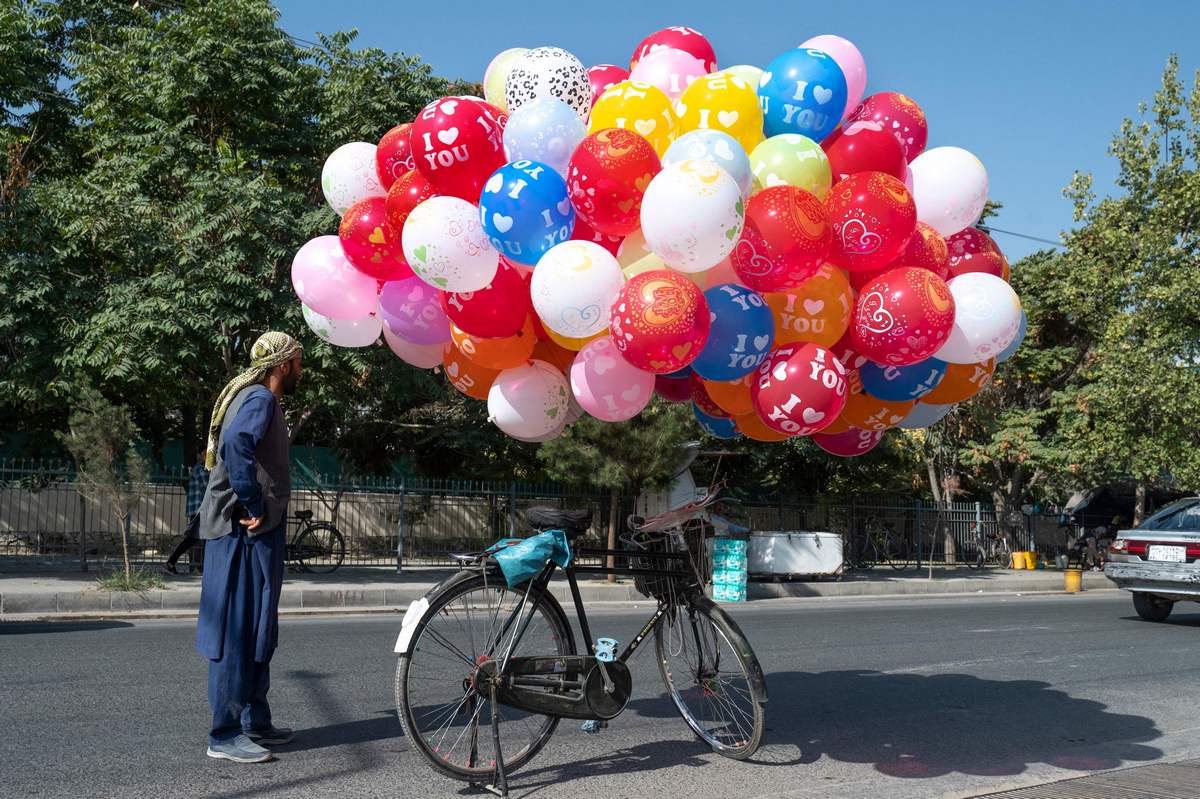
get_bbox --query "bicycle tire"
[294,523,345,574]
[396,572,576,783]
[655,593,767,760]
[967,546,985,570]
[884,536,908,570]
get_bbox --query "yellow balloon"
[588,80,677,156]
[675,73,765,155]
[483,48,527,112]
[546,327,607,351]
[616,228,652,268]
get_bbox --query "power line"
[979,225,1065,249]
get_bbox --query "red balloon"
[849,266,886,293]
[440,258,530,338]
[570,215,624,256]
[844,92,929,163]
[823,120,907,183]
[384,169,437,247]
[376,123,415,190]
[411,96,506,201]
[630,27,717,73]
[610,269,710,374]
[946,227,1009,280]
[750,343,848,435]
[690,374,731,418]
[830,330,871,373]
[338,196,411,281]
[812,427,885,458]
[732,186,833,292]
[655,374,692,402]
[850,266,956,366]
[587,64,630,107]
[824,171,917,272]
[901,222,950,280]
[568,129,661,236]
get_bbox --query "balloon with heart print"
[479,160,575,266]
[920,358,995,404]
[897,401,953,430]
[901,222,950,280]
[321,141,386,216]
[843,92,928,162]
[502,97,587,180]
[734,410,791,442]
[641,159,746,274]
[629,47,707,100]
[908,147,989,237]
[829,330,871,373]
[484,48,528,112]
[812,427,884,457]
[338,196,411,282]
[568,128,662,236]
[691,283,775,380]
[675,73,765,156]
[747,134,833,200]
[546,327,607,351]
[382,324,444,369]
[839,380,914,430]
[934,272,1022,363]
[630,26,717,73]
[439,257,529,338]
[451,315,538,370]
[996,310,1026,363]
[411,96,506,201]
[402,196,499,292]
[664,130,753,199]
[588,82,678,159]
[301,303,382,348]
[694,405,740,439]
[750,343,848,435]
[384,170,437,249]
[375,124,415,191]
[859,357,948,402]
[946,226,1009,280]
[850,266,956,366]
[764,263,853,347]
[587,64,630,107]
[488,359,571,439]
[703,373,755,416]
[758,48,848,142]
[799,35,867,122]
[570,337,654,422]
[378,276,451,345]
[732,186,832,291]
[655,374,692,402]
[291,235,380,321]
[505,47,592,121]
[610,269,710,373]
[824,171,918,272]
[822,120,906,182]
[531,239,625,339]
[443,345,501,400]
[569,216,623,256]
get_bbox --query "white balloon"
[488,360,571,439]
[897,402,953,430]
[504,47,592,121]
[908,146,989,237]
[531,240,625,338]
[934,273,1022,364]
[641,159,745,273]
[664,130,753,199]
[502,96,587,179]
[402,196,499,293]
[302,303,382,348]
[321,142,385,216]
[996,309,1027,364]
[382,324,444,369]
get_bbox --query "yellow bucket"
[1024,551,1037,570]
[1011,551,1026,570]
[1064,568,1083,593]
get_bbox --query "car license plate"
[1147,545,1187,563]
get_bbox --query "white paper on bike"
[394,597,429,655]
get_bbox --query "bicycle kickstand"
[484,681,509,799]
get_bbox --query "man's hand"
[240,516,263,532]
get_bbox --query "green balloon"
[748,134,832,199]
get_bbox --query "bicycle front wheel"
[294,524,345,573]
[655,594,766,759]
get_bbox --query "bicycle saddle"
[294,510,313,521]
[526,507,592,537]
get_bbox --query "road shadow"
[0,620,133,634]
[283,709,404,753]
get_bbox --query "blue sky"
[277,0,1198,262]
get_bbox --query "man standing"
[195,332,302,764]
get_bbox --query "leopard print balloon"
[505,47,592,122]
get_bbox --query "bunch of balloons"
[293,27,1025,454]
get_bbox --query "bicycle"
[284,510,345,574]
[967,523,1012,569]
[845,518,910,570]
[393,495,767,797]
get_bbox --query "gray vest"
[197,385,291,540]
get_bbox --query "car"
[1105,497,1200,621]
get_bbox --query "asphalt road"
[3,592,1200,799]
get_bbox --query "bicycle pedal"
[580,719,608,734]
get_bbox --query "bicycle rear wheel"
[396,573,575,783]
[294,524,345,573]
[655,593,766,759]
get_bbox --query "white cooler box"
[748,531,843,578]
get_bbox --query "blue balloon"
[663,130,753,198]
[502,97,586,180]
[694,405,740,439]
[692,284,775,381]
[664,365,693,379]
[860,358,948,402]
[996,310,1027,363]
[479,160,574,266]
[758,48,847,141]
[897,402,953,430]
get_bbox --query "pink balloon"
[291,235,380,320]
[587,64,630,107]
[378,276,450,345]
[382,324,444,368]
[570,338,655,422]
[628,48,707,100]
[800,35,867,121]
[812,427,884,457]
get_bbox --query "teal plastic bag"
[489,529,573,588]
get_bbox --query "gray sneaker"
[246,725,294,746]
[207,734,272,763]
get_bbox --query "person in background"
[194,332,302,764]
[164,459,210,575]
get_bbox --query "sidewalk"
[0,561,1116,619]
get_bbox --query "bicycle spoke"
[421,624,475,668]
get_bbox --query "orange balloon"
[765,263,853,347]
[820,414,852,435]
[840,385,914,431]
[703,374,755,417]
[451,316,537,370]
[921,359,996,404]
[532,338,576,374]
[442,345,500,400]
[734,412,792,442]
[545,327,607,351]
